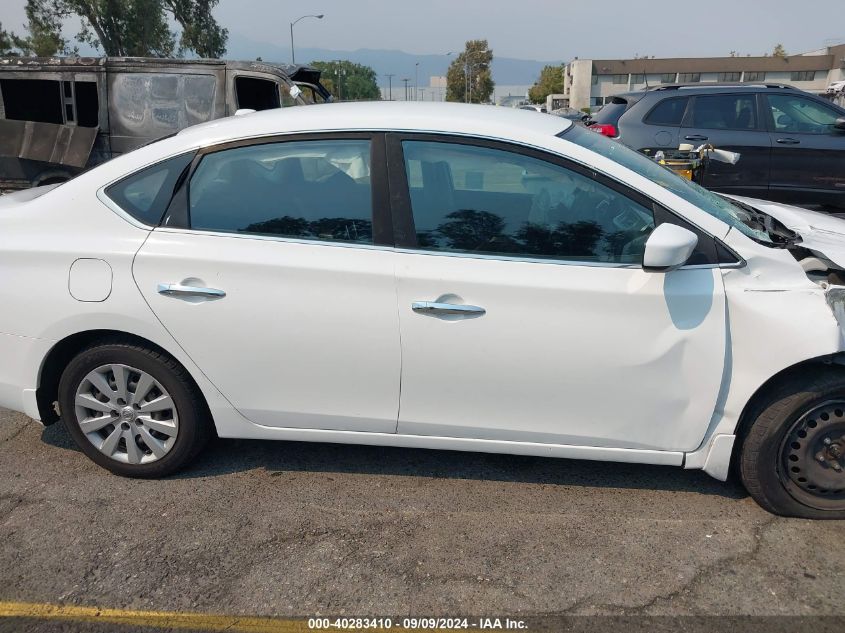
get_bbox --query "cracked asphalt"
[2,407,845,623]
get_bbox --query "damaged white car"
[2,102,845,518]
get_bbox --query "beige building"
[562,44,845,110]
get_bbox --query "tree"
[1,20,47,56]
[310,60,380,101]
[528,64,564,105]
[1,22,21,54]
[17,0,69,56]
[446,39,494,104]
[164,0,228,58]
[22,0,227,58]
[772,43,787,58]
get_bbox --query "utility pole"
[415,62,420,102]
[402,78,410,101]
[384,74,394,100]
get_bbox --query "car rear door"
[388,134,727,453]
[763,92,845,204]
[132,133,401,432]
[679,92,771,197]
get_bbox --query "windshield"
[560,124,771,243]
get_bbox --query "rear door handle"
[412,301,486,316]
[776,137,800,145]
[684,135,708,141]
[157,283,226,298]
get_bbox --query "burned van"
[0,56,332,190]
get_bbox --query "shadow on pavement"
[40,419,748,500]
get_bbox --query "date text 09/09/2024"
[307,617,529,630]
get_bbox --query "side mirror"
[643,223,698,272]
[835,117,845,131]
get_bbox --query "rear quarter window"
[105,152,194,225]
[644,97,689,126]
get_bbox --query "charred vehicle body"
[0,56,332,191]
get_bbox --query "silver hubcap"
[74,364,179,465]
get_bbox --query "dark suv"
[588,84,845,207]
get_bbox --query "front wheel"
[58,341,212,477]
[740,369,845,518]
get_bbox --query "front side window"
[188,139,373,244]
[690,94,758,130]
[235,76,281,111]
[644,97,689,126]
[561,124,771,243]
[767,94,840,134]
[105,153,194,225]
[401,141,655,264]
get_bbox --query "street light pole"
[290,14,324,64]
[415,62,419,102]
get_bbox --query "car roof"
[175,101,572,148]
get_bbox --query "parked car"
[519,104,547,113]
[826,80,845,95]
[5,102,845,518]
[587,84,845,207]
[550,107,590,122]
[0,56,332,191]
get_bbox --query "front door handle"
[157,283,226,298]
[776,137,800,145]
[412,301,486,316]
[684,134,709,141]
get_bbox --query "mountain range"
[225,32,557,88]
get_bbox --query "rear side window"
[188,139,373,243]
[590,98,629,125]
[644,97,689,126]
[689,94,758,130]
[105,153,194,225]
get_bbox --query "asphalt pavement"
[1,407,845,630]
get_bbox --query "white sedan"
[3,102,845,519]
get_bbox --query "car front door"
[763,92,845,204]
[389,135,727,452]
[132,134,401,432]
[679,93,771,197]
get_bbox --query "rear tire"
[740,368,845,519]
[58,341,211,477]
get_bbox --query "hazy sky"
[1,0,843,61]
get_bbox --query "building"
[562,44,845,110]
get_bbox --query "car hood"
[726,194,845,269]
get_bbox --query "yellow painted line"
[0,600,310,632]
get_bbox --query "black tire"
[58,340,212,478]
[740,367,845,519]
